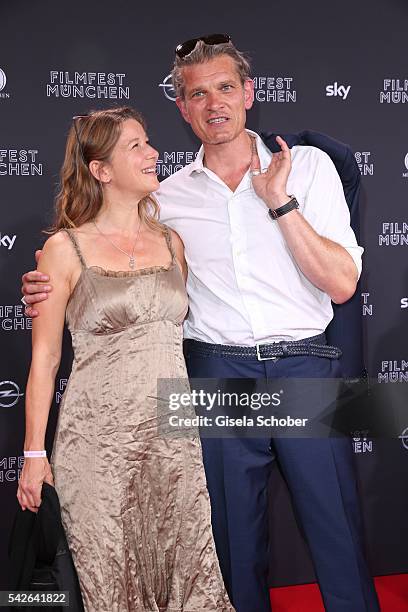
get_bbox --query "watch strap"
[268,196,299,220]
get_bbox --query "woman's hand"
[17,457,54,513]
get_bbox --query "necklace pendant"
[129,257,135,270]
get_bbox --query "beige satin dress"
[51,228,234,612]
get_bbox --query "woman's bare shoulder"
[42,230,72,253]
[39,230,78,273]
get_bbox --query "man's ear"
[243,78,255,110]
[176,96,191,124]
[89,160,111,184]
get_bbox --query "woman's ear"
[89,160,111,184]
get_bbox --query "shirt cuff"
[343,245,363,280]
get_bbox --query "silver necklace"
[93,220,142,270]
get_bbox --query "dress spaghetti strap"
[163,225,176,264]
[63,229,87,269]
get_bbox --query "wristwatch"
[268,196,299,220]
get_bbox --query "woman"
[17,107,234,612]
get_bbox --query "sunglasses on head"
[175,33,231,58]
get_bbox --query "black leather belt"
[186,333,342,361]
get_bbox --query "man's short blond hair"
[171,40,252,99]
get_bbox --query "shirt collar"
[187,145,205,175]
[246,128,273,169]
[187,129,273,177]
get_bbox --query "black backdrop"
[1,0,407,589]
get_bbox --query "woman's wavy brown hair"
[50,106,163,233]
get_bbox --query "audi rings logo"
[159,74,176,101]
[399,427,408,450]
[0,381,24,408]
[0,68,6,92]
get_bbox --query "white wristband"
[24,450,47,458]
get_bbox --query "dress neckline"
[86,260,176,278]
[64,224,177,277]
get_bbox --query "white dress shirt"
[156,130,363,346]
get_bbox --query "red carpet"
[269,574,408,611]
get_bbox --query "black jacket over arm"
[261,129,365,378]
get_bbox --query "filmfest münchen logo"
[354,151,374,176]
[0,149,43,176]
[378,360,408,383]
[0,456,24,484]
[252,76,296,103]
[378,222,408,246]
[157,151,198,177]
[46,71,130,99]
[0,304,31,331]
[55,379,68,404]
[352,431,373,454]
[361,293,373,316]
[0,381,24,408]
[379,78,408,103]
[0,67,10,99]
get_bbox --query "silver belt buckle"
[256,343,278,361]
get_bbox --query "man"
[22,36,379,612]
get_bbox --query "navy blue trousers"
[184,342,380,612]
